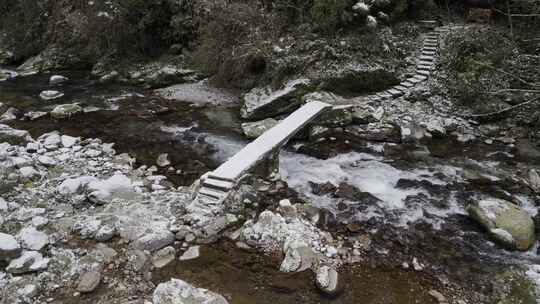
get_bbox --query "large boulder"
[240,79,311,120]
[153,278,229,304]
[319,64,398,95]
[467,199,536,251]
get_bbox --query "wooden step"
[203,178,234,191]
[387,89,403,97]
[198,187,227,200]
[400,81,415,88]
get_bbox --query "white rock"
[95,225,115,242]
[19,166,40,180]
[38,155,57,167]
[76,271,101,293]
[18,227,48,251]
[529,169,540,193]
[152,246,176,268]
[49,75,69,85]
[57,176,98,195]
[6,251,49,274]
[31,216,49,228]
[153,279,228,304]
[179,246,200,261]
[315,265,340,295]
[156,153,171,167]
[39,90,64,100]
[61,135,79,148]
[0,232,21,260]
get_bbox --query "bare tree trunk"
[506,0,514,37]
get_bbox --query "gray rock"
[153,278,229,304]
[316,105,353,127]
[0,107,18,122]
[0,232,21,261]
[133,232,175,252]
[51,104,82,119]
[95,225,116,242]
[152,246,176,268]
[467,198,536,251]
[76,271,101,293]
[280,241,316,273]
[19,167,40,180]
[39,90,64,100]
[6,251,49,274]
[315,266,340,296]
[0,124,33,145]
[61,135,80,148]
[49,75,69,85]
[179,246,200,261]
[240,79,310,120]
[241,118,279,139]
[156,153,171,167]
[38,155,57,167]
[529,169,540,193]
[127,249,150,272]
[351,106,384,124]
[345,123,401,143]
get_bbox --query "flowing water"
[2,71,540,302]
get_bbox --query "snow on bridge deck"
[197,100,331,200]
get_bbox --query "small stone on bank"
[76,271,101,293]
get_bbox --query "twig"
[471,59,540,88]
[458,96,540,121]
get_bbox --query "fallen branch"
[488,88,540,94]
[458,96,540,121]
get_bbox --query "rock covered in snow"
[467,198,536,251]
[315,265,340,296]
[280,240,316,273]
[86,174,134,204]
[0,232,21,261]
[240,79,310,120]
[51,103,82,119]
[152,278,229,304]
[18,227,49,251]
[39,90,64,100]
[6,251,49,274]
[49,75,69,85]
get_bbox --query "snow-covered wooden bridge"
[194,100,331,201]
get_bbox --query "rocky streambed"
[1,68,540,304]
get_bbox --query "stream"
[2,70,540,303]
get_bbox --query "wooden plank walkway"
[211,100,331,181]
[195,100,331,201]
